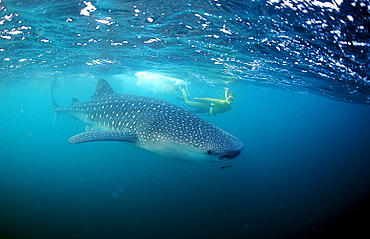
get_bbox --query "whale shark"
[52,79,244,162]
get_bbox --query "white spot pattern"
[54,80,244,160]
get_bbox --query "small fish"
[221,164,236,169]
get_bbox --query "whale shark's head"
[204,133,244,161]
[140,121,244,163]
[143,138,244,163]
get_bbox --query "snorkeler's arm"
[224,88,230,98]
[194,97,223,104]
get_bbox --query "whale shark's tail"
[51,80,59,109]
[51,80,60,129]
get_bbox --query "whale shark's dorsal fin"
[91,79,116,99]
[71,97,79,105]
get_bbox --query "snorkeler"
[177,86,235,116]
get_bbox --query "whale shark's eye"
[207,150,213,155]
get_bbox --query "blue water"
[1,0,370,238]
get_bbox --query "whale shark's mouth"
[219,151,241,160]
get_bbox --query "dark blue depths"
[1,81,370,239]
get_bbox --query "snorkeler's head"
[226,93,235,104]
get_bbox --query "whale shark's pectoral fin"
[68,130,137,144]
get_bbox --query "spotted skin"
[53,79,244,162]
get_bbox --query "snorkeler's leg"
[179,89,210,109]
[180,88,189,102]
[209,103,215,116]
